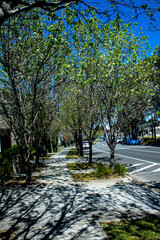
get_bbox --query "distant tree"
[81,83,101,163]
[60,82,85,155]
[144,47,160,140]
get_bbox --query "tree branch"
[0,0,78,25]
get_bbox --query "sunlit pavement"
[0,149,160,240]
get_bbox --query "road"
[84,141,160,185]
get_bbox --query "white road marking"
[152,168,160,172]
[132,163,144,167]
[133,171,160,175]
[93,146,160,165]
[131,163,157,174]
[123,148,160,154]
[101,144,160,154]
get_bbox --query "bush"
[143,138,160,146]
[95,164,113,178]
[0,145,20,181]
[0,158,12,180]
[2,145,20,159]
[114,163,127,176]
[95,163,127,179]
[143,139,154,145]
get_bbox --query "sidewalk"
[0,148,160,239]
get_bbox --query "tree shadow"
[0,159,160,239]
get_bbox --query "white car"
[117,137,123,143]
[83,141,89,148]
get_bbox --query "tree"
[0,1,160,30]
[0,13,70,181]
[93,19,155,168]
[81,83,101,163]
[60,82,85,155]
[143,48,160,140]
[60,14,102,161]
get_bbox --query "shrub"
[143,139,154,145]
[114,163,127,176]
[95,163,127,179]
[0,145,20,181]
[95,164,113,178]
[0,158,12,180]
[2,144,20,159]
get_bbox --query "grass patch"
[66,148,87,158]
[67,162,100,170]
[0,228,18,240]
[69,162,127,182]
[101,215,160,240]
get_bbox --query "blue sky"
[142,30,160,54]
[81,1,160,54]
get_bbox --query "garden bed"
[101,215,160,240]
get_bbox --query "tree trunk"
[35,140,40,166]
[153,125,156,140]
[36,151,40,166]
[89,141,93,164]
[50,138,53,153]
[25,161,31,183]
[23,146,32,183]
[74,132,80,154]
[79,128,83,157]
[110,146,115,170]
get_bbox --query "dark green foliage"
[52,139,58,152]
[114,163,127,176]
[95,164,112,178]
[0,145,20,181]
[0,157,12,180]
[143,138,160,146]
[95,163,127,178]
[1,145,20,159]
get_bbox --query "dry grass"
[68,162,127,182]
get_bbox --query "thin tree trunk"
[50,138,53,153]
[74,132,80,154]
[23,146,32,183]
[88,141,93,164]
[110,146,115,170]
[36,150,40,166]
[25,161,31,183]
[35,138,41,166]
[153,125,156,140]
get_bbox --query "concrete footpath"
[0,148,160,240]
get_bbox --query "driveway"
[0,149,160,239]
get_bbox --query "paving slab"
[0,149,160,239]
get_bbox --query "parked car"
[100,137,105,142]
[121,137,127,145]
[83,141,89,148]
[117,137,123,144]
[127,138,139,145]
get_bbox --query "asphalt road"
[84,141,160,185]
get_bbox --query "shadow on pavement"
[0,159,160,239]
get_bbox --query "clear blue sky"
[143,30,160,54]
[81,0,160,54]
